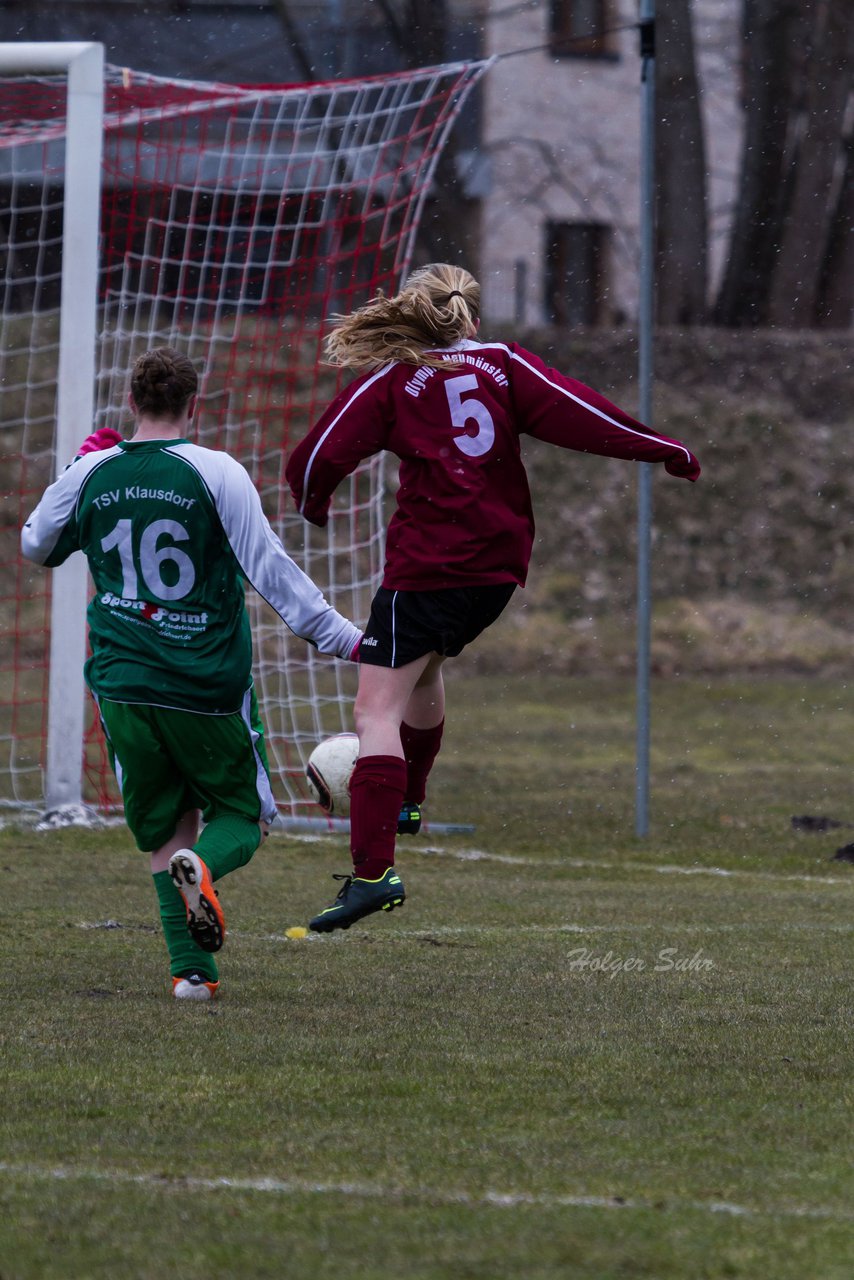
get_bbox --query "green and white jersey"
[22,439,361,713]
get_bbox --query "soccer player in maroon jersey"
[286,263,701,932]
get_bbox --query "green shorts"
[97,687,277,852]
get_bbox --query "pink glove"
[664,451,701,482]
[349,636,363,662]
[76,427,124,457]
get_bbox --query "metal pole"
[635,3,655,837]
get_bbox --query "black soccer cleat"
[309,868,406,933]
[397,801,422,835]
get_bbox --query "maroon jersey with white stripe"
[286,339,700,591]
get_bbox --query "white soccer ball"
[306,733,359,818]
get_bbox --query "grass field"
[1,673,853,1279]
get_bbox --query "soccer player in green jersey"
[22,347,361,1000]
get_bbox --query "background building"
[3,1,848,329]
[479,0,743,327]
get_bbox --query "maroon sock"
[349,754,407,879]
[400,719,444,804]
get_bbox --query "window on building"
[549,0,615,59]
[546,222,608,326]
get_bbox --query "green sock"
[153,870,219,983]
[195,814,262,881]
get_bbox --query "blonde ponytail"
[324,263,480,370]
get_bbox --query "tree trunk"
[767,0,854,325]
[818,129,854,326]
[655,0,709,324]
[714,0,803,326]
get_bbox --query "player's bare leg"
[150,809,200,874]
[402,653,446,730]
[310,655,438,933]
[353,652,437,757]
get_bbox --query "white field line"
[414,844,854,887]
[280,831,854,887]
[0,1160,850,1224]
[9,815,850,887]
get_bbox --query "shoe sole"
[169,851,226,953]
[172,977,219,1001]
[309,890,405,934]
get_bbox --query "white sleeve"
[21,450,120,564]
[178,446,361,660]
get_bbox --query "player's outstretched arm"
[195,449,362,660]
[510,345,700,481]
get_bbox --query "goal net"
[0,49,489,817]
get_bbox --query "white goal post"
[0,46,489,818]
[2,43,104,813]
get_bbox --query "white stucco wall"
[479,0,743,326]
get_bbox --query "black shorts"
[359,583,517,669]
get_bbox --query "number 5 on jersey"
[445,374,495,458]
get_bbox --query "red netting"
[0,58,489,812]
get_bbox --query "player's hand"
[303,509,330,528]
[76,427,123,458]
[349,636,363,662]
[664,452,701,482]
